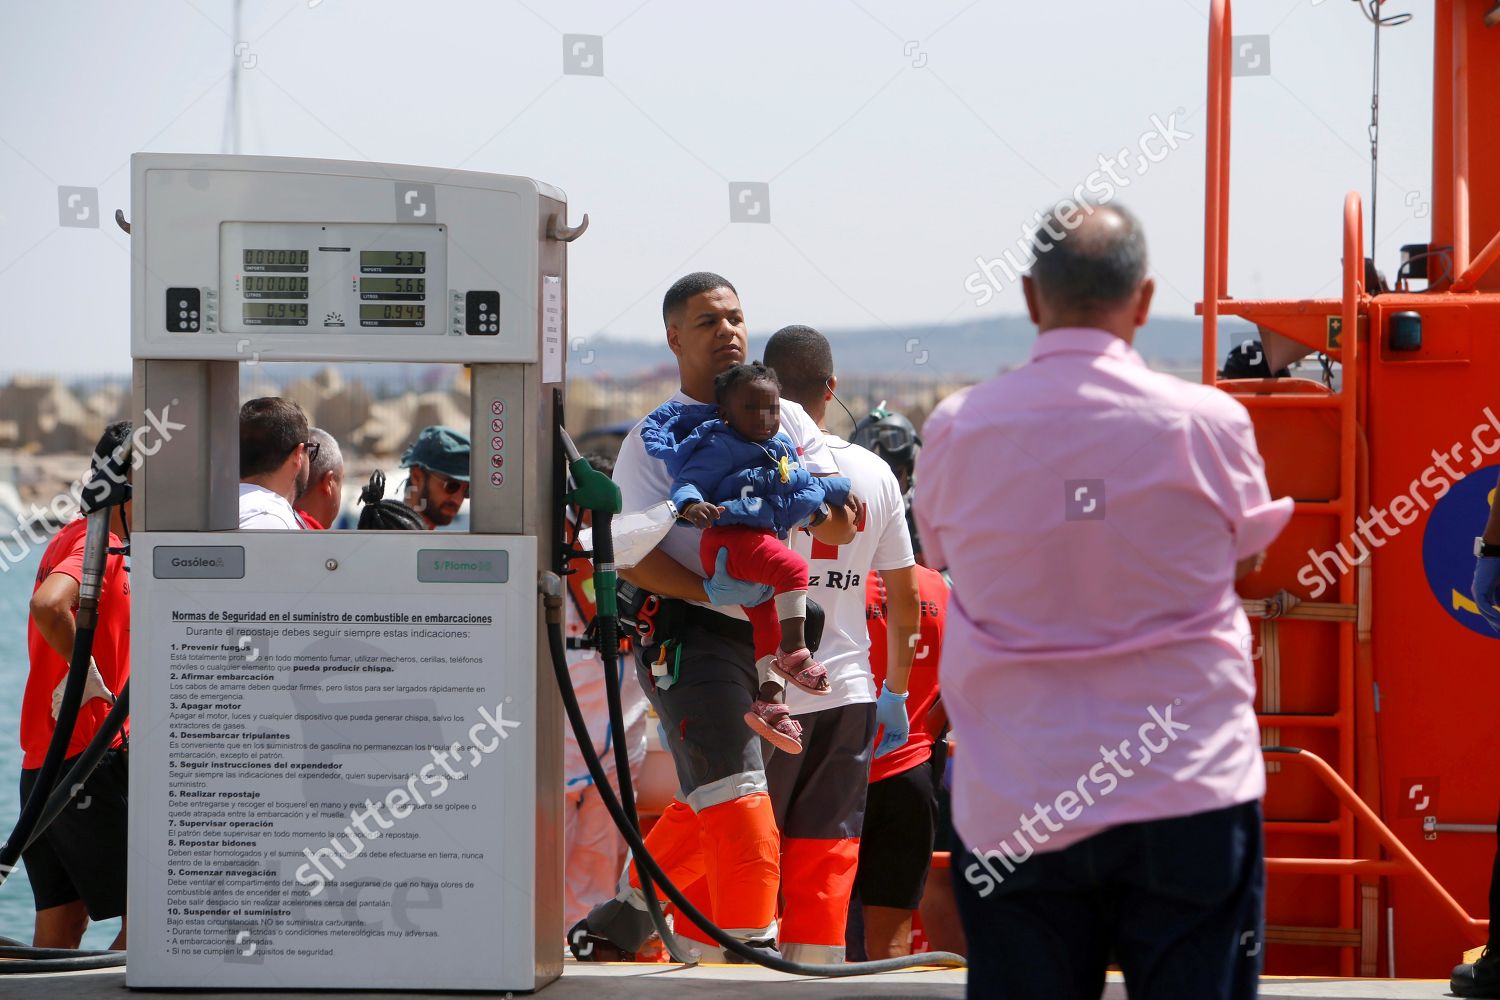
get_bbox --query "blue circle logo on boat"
[1421,464,1500,637]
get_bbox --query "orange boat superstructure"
[1202,0,1499,977]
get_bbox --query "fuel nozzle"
[560,426,620,515]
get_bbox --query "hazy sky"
[1,0,1434,374]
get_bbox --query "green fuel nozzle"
[560,427,621,514]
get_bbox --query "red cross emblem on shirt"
[809,502,866,559]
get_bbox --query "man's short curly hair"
[713,361,780,407]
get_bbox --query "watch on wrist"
[1474,536,1500,558]
[808,502,831,528]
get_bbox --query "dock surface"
[0,962,1463,998]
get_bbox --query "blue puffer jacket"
[641,400,852,537]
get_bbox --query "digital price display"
[243,249,309,272]
[220,223,448,336]
[360,277,426,301]
[242,302,309,326]
[360,250,426,274]
[360,304,425,328]
[242,275,309,299]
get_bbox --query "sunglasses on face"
[303,440,321,464]
[428,471,467,495]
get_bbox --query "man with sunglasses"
[400,426,470,530]
[239,397,314,530]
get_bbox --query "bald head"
[1023,201,1153,338]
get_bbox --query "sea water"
[0,544,121,949]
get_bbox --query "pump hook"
[114,209,131,234]
[547,211,589,243]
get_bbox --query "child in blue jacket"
[642,363,852,754]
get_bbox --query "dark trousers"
[635,618,764,805]
[1491,799,1500,951]
[953,800,1265,1000]
[765,701,878,950]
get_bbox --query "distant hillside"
[577,314,1247,378]
[22,315,1251,389]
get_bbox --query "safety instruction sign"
[127,532,538,991]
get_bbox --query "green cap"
[400,426,470,482]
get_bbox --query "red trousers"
[700,525,810,661]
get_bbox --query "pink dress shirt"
[916,327,1292,858]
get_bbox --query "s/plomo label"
[153,546,245,579]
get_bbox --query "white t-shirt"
[238,483,304,530]
[786,437,915,715]
[612,389,838,621]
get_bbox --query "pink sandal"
[745,700,803,754]
[770,647,830,695]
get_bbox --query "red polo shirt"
[22,519,131,769]
[867,564,947,783]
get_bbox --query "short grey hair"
[307,427,344,483]
[1026,201,1148,312]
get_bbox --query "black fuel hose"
[589,509,695,964]
[547,511,965,977]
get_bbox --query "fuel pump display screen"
[243,275,309,298]
[243,249,309,271]
[243,302,309,325]
[360,303,426,326]
[360,250,426,273]
[219,221,445,335]
[360,277,426,300]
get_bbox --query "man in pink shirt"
[916,202,1291,1000]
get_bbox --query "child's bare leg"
[756,655,787,704]
[767,590,830,695]
[775,591,808,652]
[779,617,807,652]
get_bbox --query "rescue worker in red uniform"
[19,422,133,950]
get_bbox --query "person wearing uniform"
[761,325,919,964]
[569,273,860,963]
[19,422,133,950]
[844,408,950,960]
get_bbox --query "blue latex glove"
[703,547,773,608]
[874,686,910,758]
[1473,556,1500,632]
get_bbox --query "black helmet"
[852,405,921,472]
